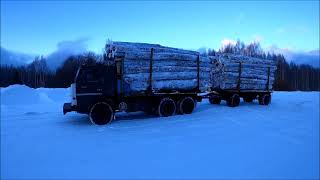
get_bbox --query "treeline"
[0,41,319,91]
[213,40,267,59]
[274,57,320,91]
[0,52,102,88]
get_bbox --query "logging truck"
[63,42,274,125]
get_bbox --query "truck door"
[76,65,115,97]
[102,65,116,96]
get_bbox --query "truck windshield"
[76,67,104,84]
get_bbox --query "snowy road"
[1,85,319,179]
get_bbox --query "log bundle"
[210,54,277,91]
[106,42,212,94]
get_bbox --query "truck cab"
[63,64,116,115]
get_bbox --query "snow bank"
[1,84,69,106]
[1,85,319,179]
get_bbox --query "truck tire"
[176,98,183,114]
[178,97,195,114]
[227,94,240,107]
[89,102,114,125]
[158,97,176,117]
[209,94,221,104]
[259,94,271,105]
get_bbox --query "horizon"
[1,1,319,56]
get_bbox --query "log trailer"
[63,44,273,125]
[207,62,272,107]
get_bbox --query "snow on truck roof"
[106,41,199,55]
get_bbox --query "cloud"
[252,35,263,43]
[266,45,319,67]
[56,38,89,52]
[197,47,208,54]
[46,38,90,70]
[220,35,263,48]
[221,39,237,47]
[1,47,35,66]
[1,38,91,69]
[288,50,319,67]
[275,26,309,35]
[265,45,293,55]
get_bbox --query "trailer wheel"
[89,102,114,125]
[209,94,221,104]
[227,94,240,107]
[259,94,271,105]
[178,97,195,114]
[176,98,183,114]
[158,98,176,117]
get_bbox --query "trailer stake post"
[266,66,270,92]
[237,62,242,93]
[148,48,154,94]
[197,54,200,92]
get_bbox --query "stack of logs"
[210,54,277,90]
[106,42,212,93]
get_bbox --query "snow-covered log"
[124,71,210,81]
[123,59,211,68]
[210,53,277,90]
[213,72,275,80]
[107,41,212,94]
[220,59,275,66]
[124,66,211,74]
[217,79,274,85]
[221,63,277,70]
[114,52,210,62]
[211,77,273,90]
[122,58,211,92]
[107,41,198,55]
[123,70,210,92]
[128,79,210,91]
[217,83,273,90]
[222,70,275,77]
[218,54,276,63]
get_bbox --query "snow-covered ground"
[1,85,319,179]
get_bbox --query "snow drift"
[1,85,319,179]
[1,84,69,106]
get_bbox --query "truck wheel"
[227,94,240,107]
[89,102,114,125]
[178,97,195,114]
[158,98,176,117]
[209,94,221,104]
[259,94,271,105]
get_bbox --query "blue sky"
[1,1,319,55]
